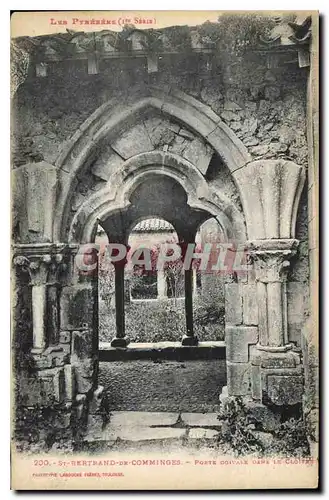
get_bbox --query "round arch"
[53,86,250,242]
[68,151,247,244]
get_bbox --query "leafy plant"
[217,398,311,458]
[217,397,264,456]
[271,418,310,457]
[164,25,192,53]
[198,14,276,58]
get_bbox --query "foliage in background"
[98,238,225,343]
[198,14,276,58]
[115,14,276,58]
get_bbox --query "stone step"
[109,411,179,428]
[181,413,220,427]
[85,412,221,442]
[86,426,219,443]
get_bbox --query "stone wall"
[12,56,308,169]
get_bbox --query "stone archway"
[52,86,251,243]
[12,85,307,441]
[68,150,247,244]
[68,150,246,351]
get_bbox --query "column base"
[251,348,303,406]
[256,343,293,353]
[110,337,130,348]
[30,347,45,359]
[181,335,198,346]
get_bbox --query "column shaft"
[182,269,198,345]
[111,263,129,347]
[32,284,47,350]
[115,264,125,339]
[47,284,60,345]
[157,269,167,299]
[257,281,268,345]
[267,281,284,347]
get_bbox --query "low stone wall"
[98,359,227,413]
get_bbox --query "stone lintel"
[99,341,226,361]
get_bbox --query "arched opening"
[97,213,228,346]
[95,168,224,347]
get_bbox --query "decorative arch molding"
[53,86,251,242]
[233,159,306,240]
[68,151,247,244]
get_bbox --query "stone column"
[31,282,47,350]
[111,259,129,348]
[157,269,167,299]
[249,239,298,351]
[179,241,198,346]
[46,253,67,345]
[192,268,197,294]
[230,158,306,408]
[249,239,304,406]
[13,246,69,352]
[26,254,52,352]
[182,268,196,344]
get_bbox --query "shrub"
[198,14,276,58]
[217,398,311,457]
[271,418,310,457]
[217,397,264,456]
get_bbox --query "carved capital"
[248,239,298,283]
[28,254,53,285]
[13,243,73,285]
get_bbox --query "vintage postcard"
[10,10,319,490]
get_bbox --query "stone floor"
[86,411,221,445]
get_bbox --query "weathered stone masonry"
[11,14,318,447]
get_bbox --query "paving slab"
[102,426,186,442]
[109,411,179,428]
[189,428,219,439]
[181,413,220,427]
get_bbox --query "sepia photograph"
[10,9,319,489]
